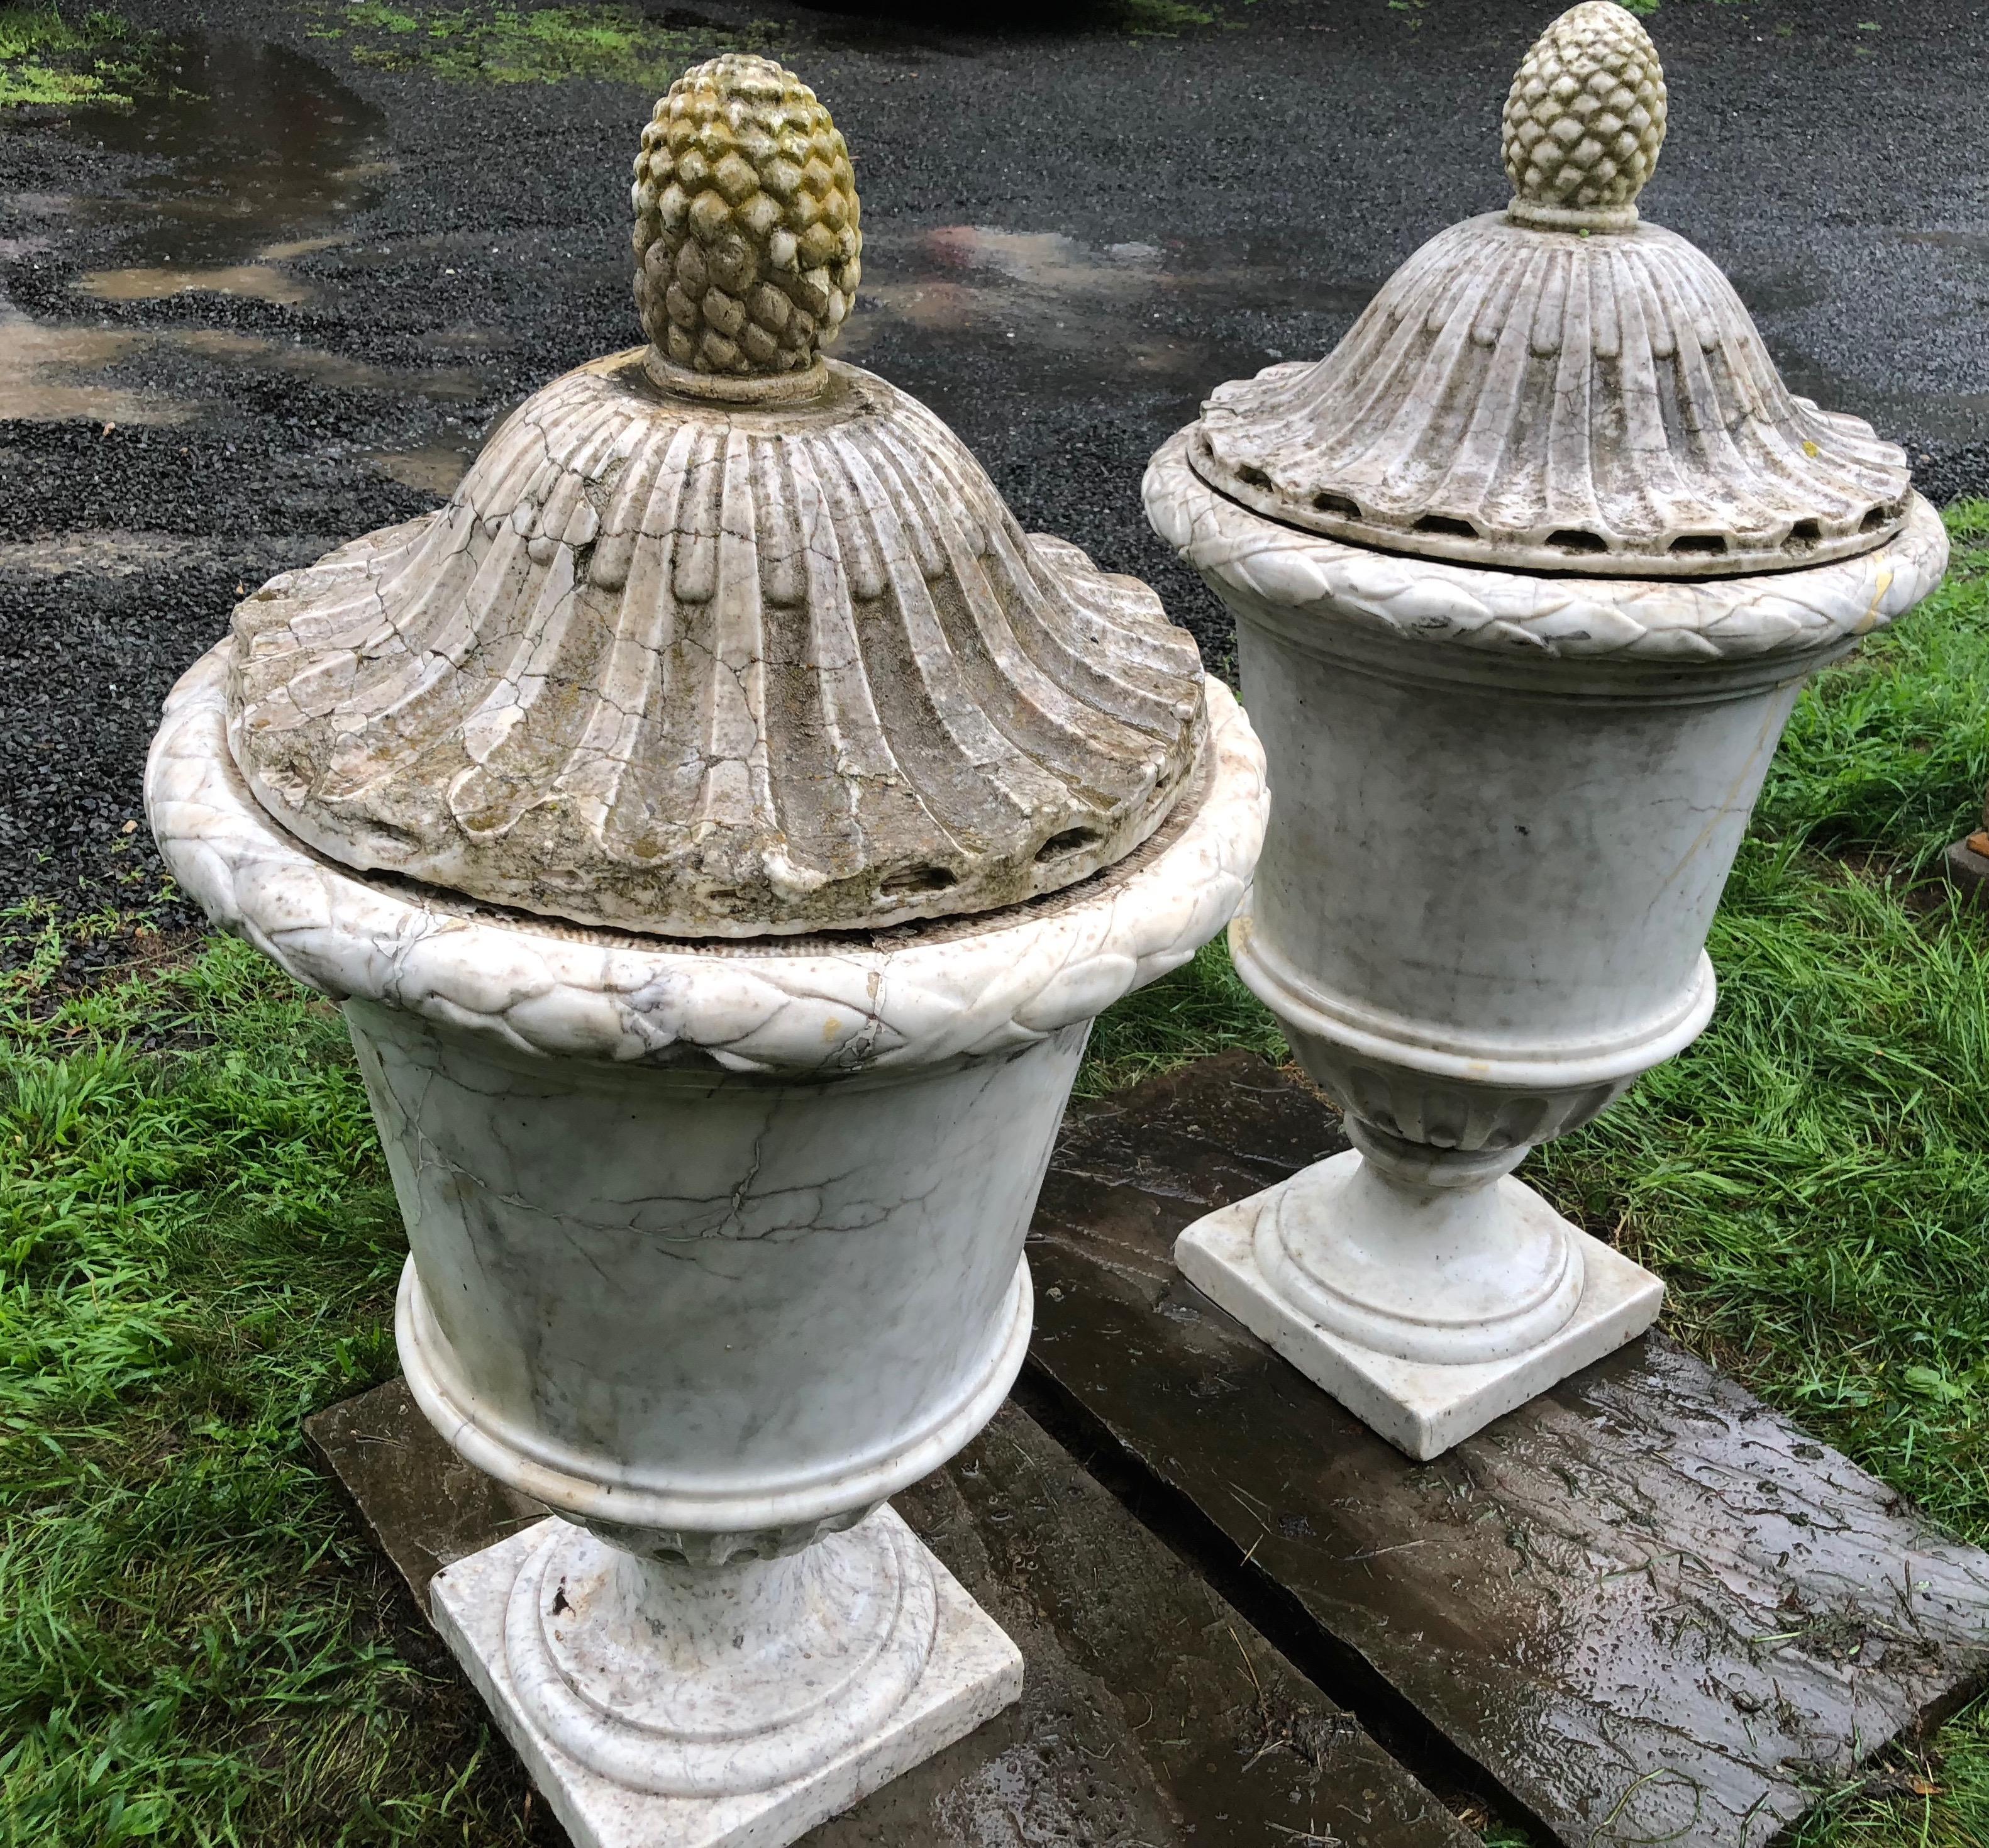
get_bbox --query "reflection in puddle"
[63,37,391,265]
[366,441,478,495]
[0,310,483,424]
[76,263,312,305]
[0,304,172,423]
[846,226,1192,375]
[839,223,1363,428]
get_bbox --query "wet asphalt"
[0,0,1985,933]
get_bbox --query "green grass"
[1,507,1987,1843]
[0,4,165,108]
[0,920,536,1844]
[306,2,780,86]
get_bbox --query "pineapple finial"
[631,54,862,392]
[1502,3,1668,231]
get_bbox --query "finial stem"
[642,348,831,404]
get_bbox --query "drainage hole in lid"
[1035,827,1102,865]
[880,864,960,897]
[1312,492,1361,519]
[1546,528,1607,555]
[1236,466,1273,490]
[1670,534,1728,557]
[1414,514,1478,539]
[1859,504,1892,533]
[1785,519,1823,548]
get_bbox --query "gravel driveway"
[1,0,1983,931]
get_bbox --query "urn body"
[350,999,1075,1550]
[1229,609,1813,1149]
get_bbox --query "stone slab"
[309,1378,1472,1848]
[1177,1176,1664,1461]
[429,1509,1021,1848]
[1026,1051,1989,1848]
[1942,834,1989,906]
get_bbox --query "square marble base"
[1175,1182,1664,1461]
[429,1508,1024,1848]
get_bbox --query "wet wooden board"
[309,1378,1470,1848]
[1026,1051,1989,1848]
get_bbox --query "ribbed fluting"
[1191,214,1909,578]
[227,351,1205,936]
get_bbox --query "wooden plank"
[309,1378,1470,1848]
[1027,1051,1989,1848]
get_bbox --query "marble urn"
[145,54,1267,1848]
[1144,2,1947,1461]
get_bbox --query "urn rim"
[1148,436,1950,674]
[149,643,1268,1076]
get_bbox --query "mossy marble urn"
[1144,3,1946,1461]
[147,55,1266,1848]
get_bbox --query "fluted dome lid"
[224,57,1205,938]
[1188,3,1910,578]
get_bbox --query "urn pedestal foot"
[1943,829,1989,909]
[1175,1153,1663,1461]
[430,1507,1024,1848]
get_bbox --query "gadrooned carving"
[1186,3,1909,578]
[1188,224,1911,578]
[153,646,1266,1077]
[227,352,1207,938]
[1149,434,1948,664]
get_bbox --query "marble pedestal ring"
[1147,433,1949,1461]
[147,642,1268,1847]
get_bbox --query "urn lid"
[224,55,1205,939]
[1187,2,1910,578]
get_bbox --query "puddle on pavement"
[838,223,1370,428]
[0,313,484,424]
[0,305,174,423]
[365,439,481,495]
[0,36,476,426]
[55,36,390,266]
[75,263,313,306]
[170,329,481,400]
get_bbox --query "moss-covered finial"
[1502,3,1668,231]
[631,53,862,388]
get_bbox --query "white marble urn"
[147,53,1266,1848]
[1145,3,1947,1461]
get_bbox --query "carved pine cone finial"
[631,53,862,382]
[1502,2,1667,230]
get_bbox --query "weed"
[1107,0,1219,33]
[0,4,167,109]
[312,1,780,86]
